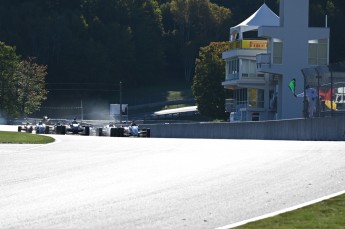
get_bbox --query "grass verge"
[0,131,55,144]
[235,193,345,228]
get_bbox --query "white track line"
[17,136,61,153]
[216,189,345,229]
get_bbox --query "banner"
[229,40,267,50]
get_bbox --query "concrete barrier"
[143,116,345,141]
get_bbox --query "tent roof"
[230,3,279,38]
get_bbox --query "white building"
[223,0,330,121]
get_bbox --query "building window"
[234,88,247,108]
[232,88,265,109]
[273,39,283,64]
[226,58,239,80]
[228,59,239,74]
[308,39,328,65]
[241,59,256,78]
[248,88,265,108]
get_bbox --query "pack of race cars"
[17,117,150,137]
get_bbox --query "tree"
[0,42,47,118]
[162,0,231,82]
[16,57,48,116]
[0,42,20,117]
[192,42,230,120]
[125,0,166,86]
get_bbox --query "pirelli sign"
[229,40,267,50]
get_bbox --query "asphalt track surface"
[1,126,345,229]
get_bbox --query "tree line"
[0,0,344,118]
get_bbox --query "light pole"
[119,81,122,124]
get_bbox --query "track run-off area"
[1,127,345,228]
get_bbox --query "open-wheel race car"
[63,118,91,135]
[66,119,84,134]
[18,122,34,133]
[35,116,54,134]
[97,121,150,137]
[123,121,150,137]
[35,121,48,134]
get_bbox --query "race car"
[102,122,116,136]
[35,116,54,134]
[51,122,67,135]
[35,121,46,134]
[18,122,34,133]
[124,125,139,137]
[123,121,150,137]
[66,119,84,134]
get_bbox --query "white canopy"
[230,3,279,41]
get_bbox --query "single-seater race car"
[123,121,139,137]
[35,121,46,134]
[18,122,34,133]
[35,116,54,134]
[123,121,150,137]
[101,122,116,136]
[66,118,84,134]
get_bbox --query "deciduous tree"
[0,42,20,117]
[0,42,48,118]
[192,42,230,120]
[17,57,48,116]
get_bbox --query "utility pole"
[119,81,122,124]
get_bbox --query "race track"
[1,128,345,228]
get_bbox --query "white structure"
[223,0,330,121]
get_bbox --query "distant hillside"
[0,0,344,115]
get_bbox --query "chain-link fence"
[301,61,345,118]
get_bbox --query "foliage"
[0,42,48,118]
[161,0,231,82]
[211,0,279,23]
[192,42,230,120]
[17,57,48,116]
[0,42,20,117]
[0,0,344,110]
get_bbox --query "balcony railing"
[225,73,265,82]
[225,99,265,112]
[238,100,265,109]
[256,53,271,67]
[225,73,239,81]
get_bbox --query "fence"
[301,61,345,118]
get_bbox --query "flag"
[288,78,296,97]
[325,100,337,110]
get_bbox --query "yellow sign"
[229,40,267,50]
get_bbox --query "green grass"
[0,131,55,144]
[166,90,192,101]
[236,194,345,228]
